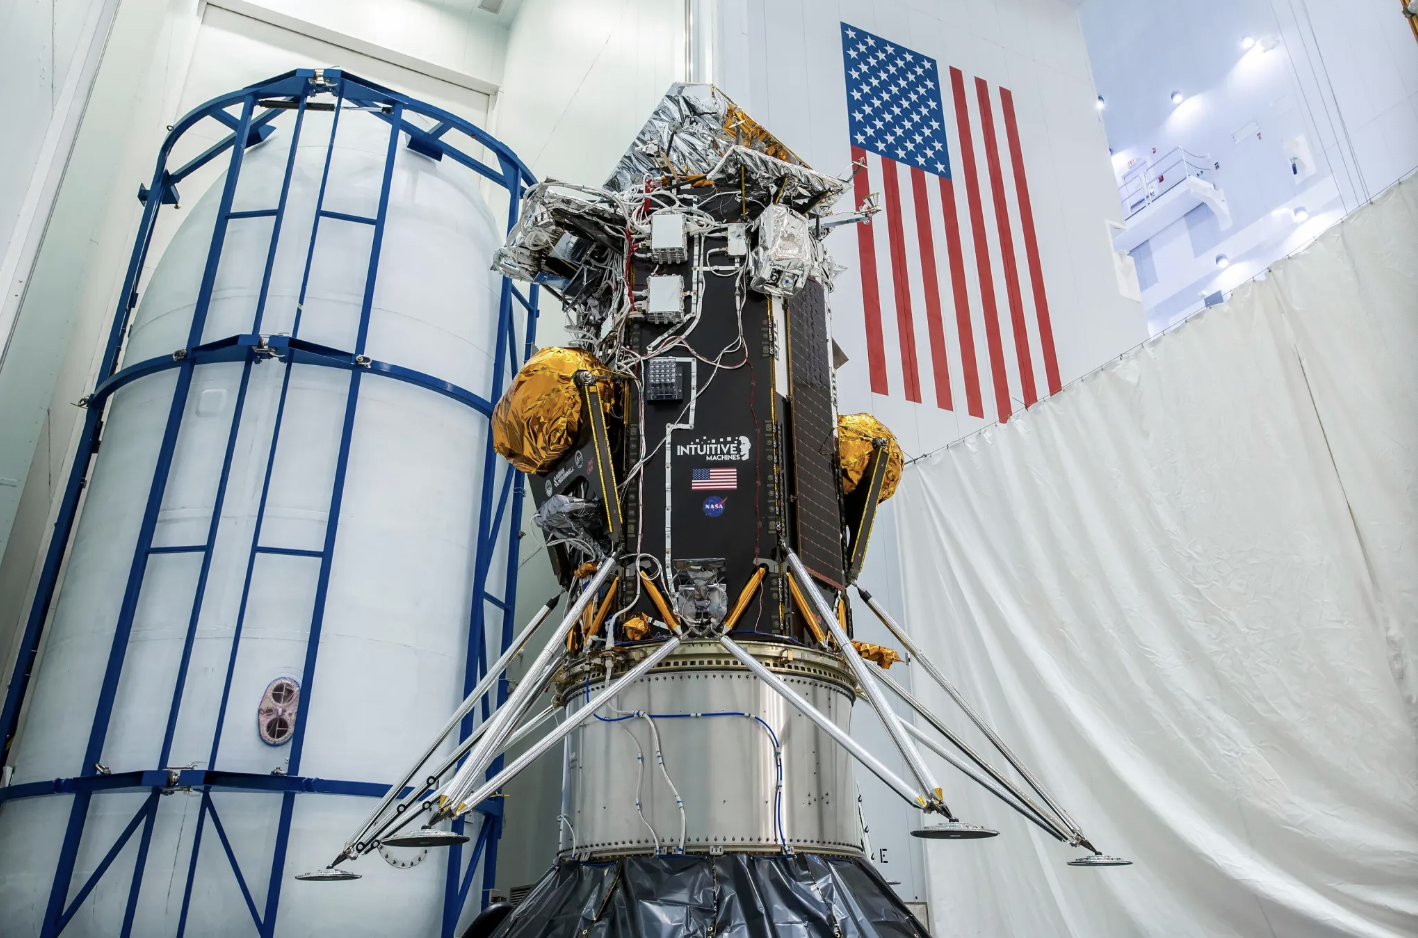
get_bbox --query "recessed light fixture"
[1292,206,1309,222]
[1241,36,1256,50]
[1214,254,1230,269]
[1096,95,1106,110]
[1170,91,1185,105]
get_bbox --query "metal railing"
[1119,147,1213,218]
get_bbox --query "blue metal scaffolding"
[0,69,540,937]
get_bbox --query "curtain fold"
[895,176,1418,938]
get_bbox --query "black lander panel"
[785,280,846,588]
[622,199,781,634]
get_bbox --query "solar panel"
[786,281,846,588]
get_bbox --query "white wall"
[1081,0,1418,329]
[0,0,108,269]
[495,0,684,189]
[216,0,510,91]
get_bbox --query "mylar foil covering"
[605,84,847,208]
[488,854,927,938]
[622,614,651,642]
[749,204,814,297]
[705,145,849,207]
[851,641,902,670]
[837,413,904,502]
[492,347,615,474]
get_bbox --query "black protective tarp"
[489,854,928,938]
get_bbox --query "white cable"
[618,720,661,855]
[557,814,578,854]
[639,713,686,854]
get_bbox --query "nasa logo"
[702,496,726,517]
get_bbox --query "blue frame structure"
[0,69,540,937]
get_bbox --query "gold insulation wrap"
[638,572,681,633]
[722,566,767,630]
[722,103,804,166]
[837,413,904,502]
[622,614,651,642]
[492,347,615,474]
[851,641,902,670]
[786,575,829,646]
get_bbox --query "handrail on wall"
[1119,146,1214,218]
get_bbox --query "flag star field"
[841,24,952,178]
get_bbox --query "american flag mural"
[841,22,1061,423]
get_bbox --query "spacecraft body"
[480,84,920,936]
[320,83,1125,935]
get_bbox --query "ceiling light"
[1241,36,1256,50]
[1170,91,1185,105]
[1214,254,1230,269]
[1096,95,1106,110]
[1293,206,1309,222]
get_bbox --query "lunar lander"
[299,84,1128,936]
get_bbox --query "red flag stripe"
[850,146,889,396]
[950,67,1011,424]
[937,175,982,418]
[976,76,1037,409]
[1000,88,1062,396]
[879,157,922,403]
[909,166,952,411]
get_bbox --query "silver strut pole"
[902,721,1068,842]
[357,705,557,853]
[785,552,947,811]
[871,663,1074,841]
[341,596,561,854]
[450,637,684,819]
[438,558,619,814]
[855,585,1085,839]
[718,635,927,808]
[433,642,564,815]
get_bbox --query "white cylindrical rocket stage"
[0,79,517,936]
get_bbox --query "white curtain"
[895,176,1418,937]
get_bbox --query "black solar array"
[786,281,846,588]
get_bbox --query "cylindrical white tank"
[0,105,509,936]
